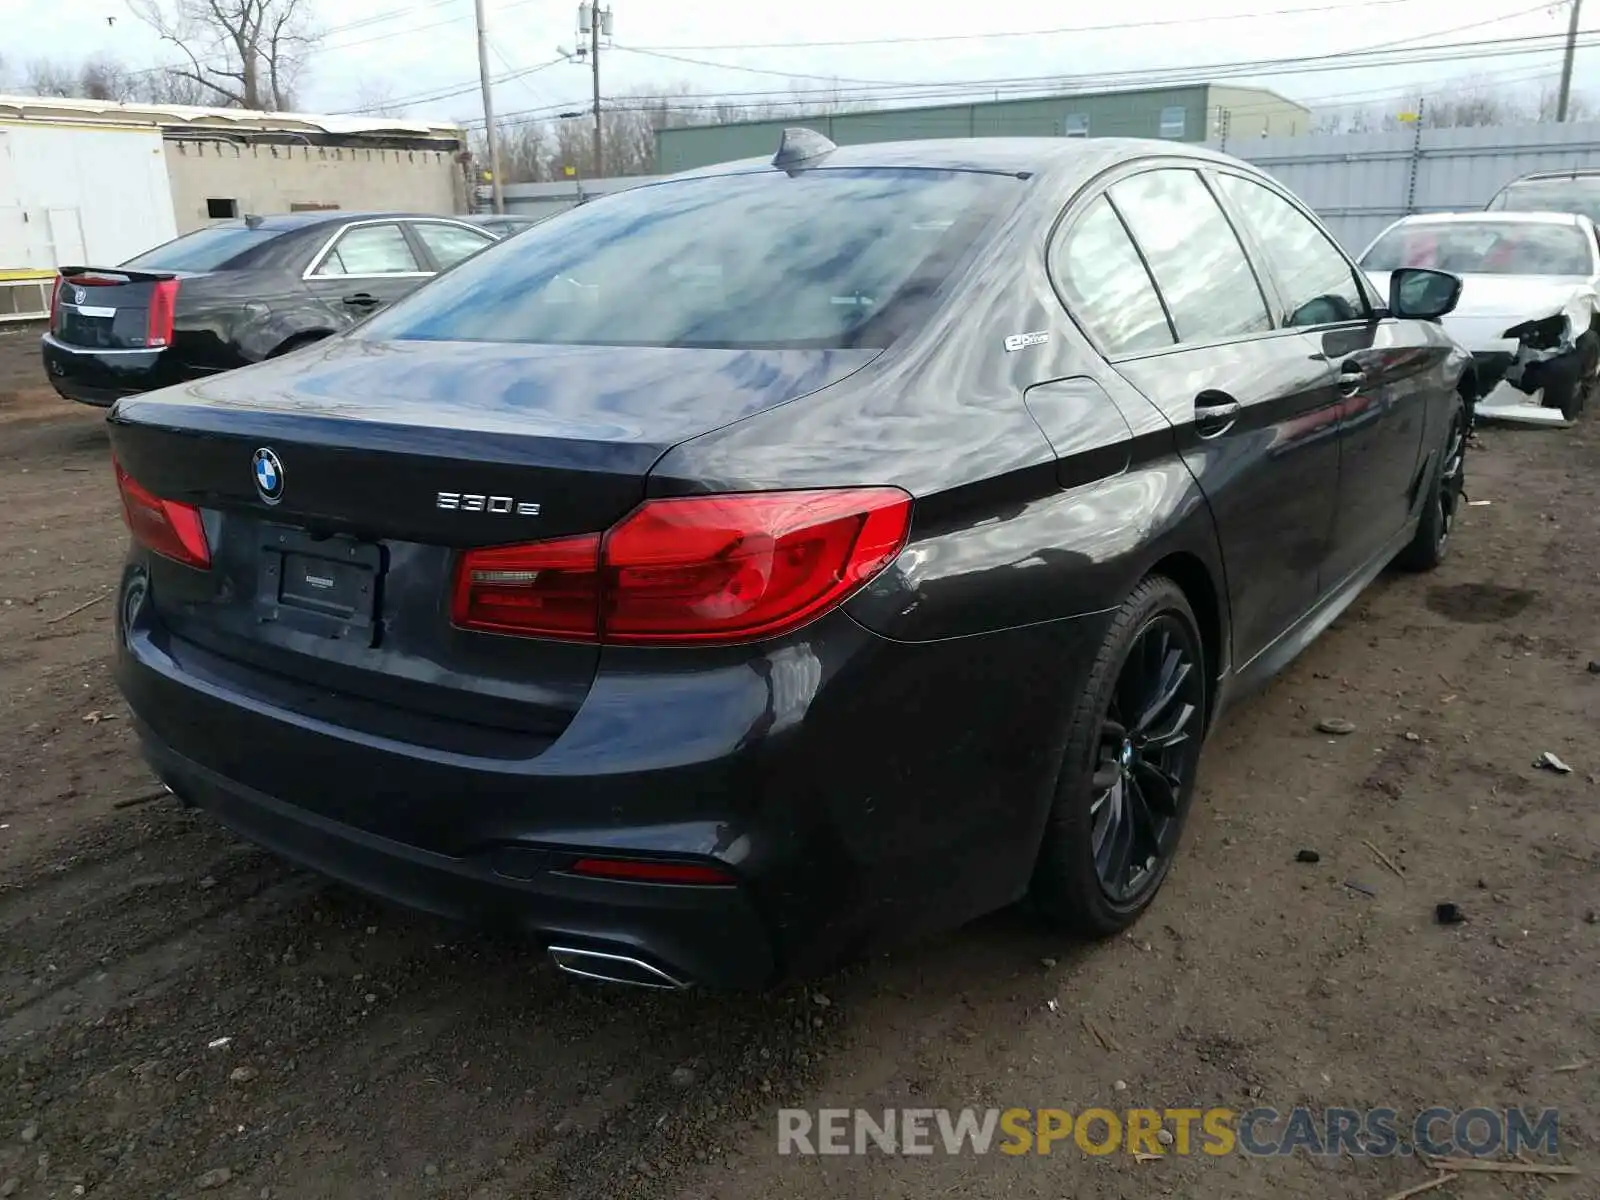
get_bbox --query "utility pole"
[474,0,505,214]
[1558,0,1583,122]
[577,4,611,176]
[590,3,603,178]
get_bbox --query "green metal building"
[654,84,1311,173]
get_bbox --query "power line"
[610,45,916,87]
[610,0,1556,94]
[457,26,1600,125]
[622,0,1450,52]
[344,55,568,113]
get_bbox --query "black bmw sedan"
[105,132,1472,989]
[42,211,496,407]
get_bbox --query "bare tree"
[1538,84,1592,122]
[79,56,144,102]
[22,58,81,97]
[130,0,321,111]
[141,70,214,106]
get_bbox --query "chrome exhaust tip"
[548,945,690,990]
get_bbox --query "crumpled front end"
[1452,301,1592,427]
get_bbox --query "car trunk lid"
[51,265,188,351]
[108,337,878,747]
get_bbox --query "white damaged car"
[1358,211,1598,425]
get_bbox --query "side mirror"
[1388,267,1462,320]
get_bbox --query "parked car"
[42,211,497,407]
[462,213,545,238]
[1486,168,1600,226]
[106,131,1471,990]
[1358,210,1598,423]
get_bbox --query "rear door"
[1054,165,1342,669]
[1213,169,1434,588]
[301,220,432,321]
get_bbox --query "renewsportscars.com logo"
[777,1106,1561,1158]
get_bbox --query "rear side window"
[1053,196,1173,356]
[1109,169,1272,343]
[1216,174,1368,327]
[313,224,421,276]
[413,222,495,268]
[356,168,1020,349]
[121,224,277,271]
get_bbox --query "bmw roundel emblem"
[252,447,284,505]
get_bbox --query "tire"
[1395,396,1466,573]
[1541,330,1596,421]
[1031,575,1208,939]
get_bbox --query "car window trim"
[303,218,435,281]
[1206,166,1380,331]
[405,219,497,272]
[1046,192,1178,361]
[1098,164,1278,352]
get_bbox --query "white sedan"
[1358,210,1599,425]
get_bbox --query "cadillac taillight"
[146,278,180,348]
[451,487,912,645]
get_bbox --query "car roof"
[1501,169,1600,183]
[663,136,1242,182]
[1388,210,1588,227]
[223,211,473,232]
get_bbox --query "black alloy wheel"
[1397,399,1466,572]
[1090,617,1204,904]
[1434,408,1466,554]
[1032,575,1207,937]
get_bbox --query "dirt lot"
[1,323,1595,1200]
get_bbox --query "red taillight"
[48,275,63,332]
[569,857,735,885]
[146,278,179,348]
[113,459,210,569]
[450,531,602,640]
[450,487,912,645]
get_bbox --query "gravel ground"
[1,326,1595,1199]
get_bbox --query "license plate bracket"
[256,529,383,646]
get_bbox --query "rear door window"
[411,222,496,269]
[1052,195,1174,356]
[313,224,422,277]
[355,168,1021,349]
[1108,169,1272,344]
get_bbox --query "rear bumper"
[40,333,177,405]
[142,730,775,988]
[115,562,1108,987]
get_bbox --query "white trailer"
[0,116,178,322]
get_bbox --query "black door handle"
[1337,362,1366,395]
[343,292,380,308]
[1194,398,1241,438]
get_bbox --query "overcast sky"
[5,0,1595,127]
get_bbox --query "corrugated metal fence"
[499,122,1600,258]
[1205,120,1600,253]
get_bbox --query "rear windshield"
[357,168,1022,349]
[1360,221,1593,276]
[1487,177,1600,223]
[121,224,279,272]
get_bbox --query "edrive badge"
[252,447,285,505]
